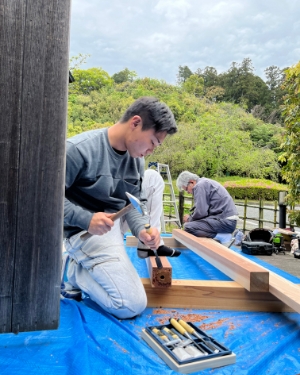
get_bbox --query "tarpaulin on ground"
[0,241,300,374]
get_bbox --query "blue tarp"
[1,241,300,374]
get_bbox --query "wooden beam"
[172,230,300,313]
[126,236,187,248]
[269,273,300,314]
[142,279,293,312]
[173,229,269,292]
[146,257,172,288]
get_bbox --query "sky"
[69,0,300,84]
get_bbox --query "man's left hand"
[138,226,160,250]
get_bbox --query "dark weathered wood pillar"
[0,0,71,333]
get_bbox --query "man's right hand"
[183,214,190,223]
[87,212,114,235]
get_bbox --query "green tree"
[196,66,219,87]
[182,74,204,97]
[69,67,113,95]
[177,65,193,84]
[218,58,270,111]
[280,61,300,224]
[112,68,137,84]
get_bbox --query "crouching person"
[176,171,238,239]
[62,97,177,319]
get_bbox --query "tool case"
[141,322,235,373]
[241,241,273,256]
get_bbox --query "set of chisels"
[142,317,236,373]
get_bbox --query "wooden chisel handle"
[80,204,133,241]
[178,319,194,334]
[170,318,187,336]
[144,224,163,269]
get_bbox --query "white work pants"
[64,169,164,319]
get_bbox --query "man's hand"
[138,226,160,250]
[183,214,190,223]
[88,212,114,235]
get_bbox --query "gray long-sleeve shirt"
[189,178,238,222]
[64,128,148,238]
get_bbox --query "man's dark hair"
[120,97,177,134]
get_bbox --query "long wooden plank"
[126,236,187,248]
[173,229,269,292]
[269,274,300,314]
[142,279,293,312]
[212,249,300,314]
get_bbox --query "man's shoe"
[61,253,82,301]
[137,245,181,259]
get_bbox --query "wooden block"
[126,235,187,248]
[141,329,236,374]
[173,229,269,293]
[142,279,293,312]
[146,257,172,288]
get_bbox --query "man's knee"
[183,222,193,234]
[102,288,147,319]
[183,222,215,238]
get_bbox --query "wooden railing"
[162,192,294,232]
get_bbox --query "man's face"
[127,119,167,158]
[184,181,195,194]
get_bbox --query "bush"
[223,180,288,201]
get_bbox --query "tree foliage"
[280,62,300,224]
[182,74,204,97]
[69,68,113,95]
[177,65,193,84]
[67,59,287,183]
[112,68,137,84]
[180,58,287,123]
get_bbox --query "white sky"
[69,0,300,83]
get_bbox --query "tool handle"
[145,223,152,234]
[144,224,163,269]
[111,203,133,221]
[178,319,195,334]
[80,204,133,241]
[170,318,186,336]
[152,328,168,342]
[163,326,179,339]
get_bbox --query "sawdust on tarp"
[152,309,237,332]
[199,318,231,331]
[153,309,209,325]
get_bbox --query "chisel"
[177,319,219,353]
[145,223,163,269]
[151,328,169,343]
[151,328,181,347]
[162,327,192,347]
[169,318,207,355]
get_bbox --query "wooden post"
[0,0,71,333]
[259,199,263,228]
[178,191,184,224]
[243,198,247,231]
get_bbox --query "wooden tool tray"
[142,322,236,373]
